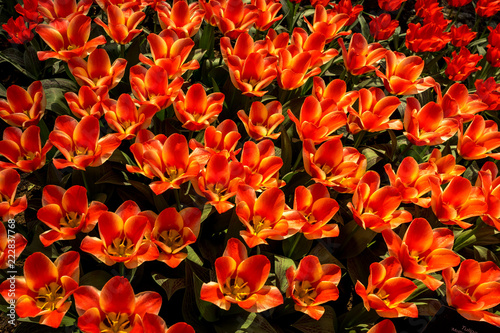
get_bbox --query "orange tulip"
[80,200,159,268]
[151,206,201,268]
[0,252,80,328]
[0,169,27,222]
[73,276,162,333]
[0,126,52,172]
[255,28,289,57]
[239,140,284,190]
[369,14,399,41]
[287,183,340,239]
[220,32,272,64]
[68,48,127,90]
[425,148,465,183]
[347,87,402,134]
[368,320,397,333]
[443,260,500,326]
[375,51,436,95]
[348,171,412,232]
[429,176,488,229]
[304,5,350,43]
[355,256,417,318]
[286,255,341,320]
[174,83,224,131]
[333,0,363,25]
[214,0,259,39]
[0,81,45,128]
[49,115,122,170]
[157,0,205,38]
[193,153,244,213]
[458,115,500,160]
[303,137,366,193]
[143,313,195,333]
[339,33,387,76]
[227,52,277,97]
[252,0,282,31]
[403,97,459,146]
[37,184,107,246]
[199,0,227,26]
[95,4,145,44]
[445,47,483,82]
[238,101,284,141]
[104,93,159,140]
[127,133,200,195]
[36,15,106,61]
[0,221,27,269]
[37,0,92,21]
[200,238,283,311]
[475,162,500,231]
[436,83,488,122]
[312,77,358,113]
[382,218,460,290]
[65,86,113,119]
[288,96,346,143]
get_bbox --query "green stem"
[394,1,407,22]
[292,149,303,171]
[80,169,89,189]
[175,189,181,211]
[286,233,303,258]
[454,219,484,252]
[447,6,461,32]
[119,43,125,59]
[353,130,366,148]
[119,262,126,277]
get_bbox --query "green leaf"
[215,312,277,333]
[358,14,370,40]
[0,48,37,80]
[152,273,186,300]
[474,245,500,267]
[95,170,129,186]
[275,255,295,293]
[283,233,313,260]
[309,242,346,270]
[280,124,293,174]
[293,305,336,333]
[79,270,113,290]
[337,221,376,259]
[193,273,219,322]
[186,245,204,266]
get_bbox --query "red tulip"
[447,0,472,6]
[339,33,387,76]
[95,4,145,44]
[476,0,500,17]
[405,22,451,53]
[475,77,500,111]
[378,0,406,11]
[0,221,27,269]
[2,16,36,44]
[369,14,399,41]
[382,218,460,290]
[303,137,366,193]
[348,171,412,232]
[68,48,127,90]
[430,176,488,229]
[15,0,43,23]
[0,252,80,328]
[238,101,284,140]
[80,200,159,268]
[443,260,500,326]
[200,238,283,311]
[74,276,162,333]
[355,257,418,318]
[157,0,205,38]
[457,115,500,160]
[368,320,397,333]
[0,81,45,128]
[286,255,341,320]
[143,313,195,333]
[450,24,476,48]
[151,206,201,268]
[444,47,483,82]
[37,185,108,246]
[0,169,27,222]
[334,0,363,26]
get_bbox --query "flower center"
[59,211,83,229]
[158,229,183,253]
[36,282,65,312]
[293,280,317,305]
[106,238,135,258]
[99,312,132,333]
[222,277,251,301]
[253,216,271,235]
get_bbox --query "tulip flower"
[239,140,284,190]
[0,169,27,222]
[286,255,341,320]
[450,24,477,48]
[139,29,199,79]
[369,14,398,41]
[174,83,225,131]
[214,0,259,39]
[64,86,112,119]
[303,137,366,193]
[382,218,460,290]
[415,0,443,19]
[405,22,451,53]
[37,0,92,21]
[255,29,289,57]
[2,16,36,44]
[73,276,162,333]
[0,251,80,328]
[429,176,488,229]
[194,153,244,214]
[227,52,278,97]
[356,256,417,318]
[220,32,271,64]
[252,0,282,31]
[475,77,500,111]
[378,0,406,11]
[339,33,387,76]
[290,28,339,68]
[94,4,145,44]
[288,183,340,239]
[127,133,200,195]
[334,0,363,26]
[151,206,201,268]
[68,48,127,90]
[375,51,436,95]
[443,260,500,326]
[49,115,122,170]
[475,162,500,231]
[80,200,159,268]
[486,45,500,68]
[200,238,283,311]
[424,148,465,183]
[348,171,412,232]
[189,119,241,167]
[143,313,195,333]
[436,83,488,122]
[238,101,284,141]
[0,221,27,269]
[489,24,500,48]
[15,0,42,23]
[458,115,500,160]
[36,15,106,61]
[368,320,397,333]
[476,0,500,17]
[288,96,346,143]
[403,97,459,146]
[444,48,483,82]
[447,0,472,6]
[304,5,350,43]
[37,185,108,246]
[0,81,45,128]
[157,0,205,38]
[0,126,52,172]
[198,0,227,26]
[312,77,358,113]
[347,87,402,134]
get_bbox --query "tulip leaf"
[14,321,77,332]
[44,87,71,115]
[337,221,376,259]
[358,14,370,41]
[310,242,346,269]
[215,312,277,333]
[0,48,37,80]
[361,147,383,170]
[79,270,113,290]
[339,302,378,331]
[187,245,204,267]
[23,46,41,79]
[95,170,130,186]
[193,273,219,322]
[152,273,186,300]
[473,245,500,267]
[280,124,293,174]
[292,305,336,333]
[275,255,295,293]
[283,233,313,260]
